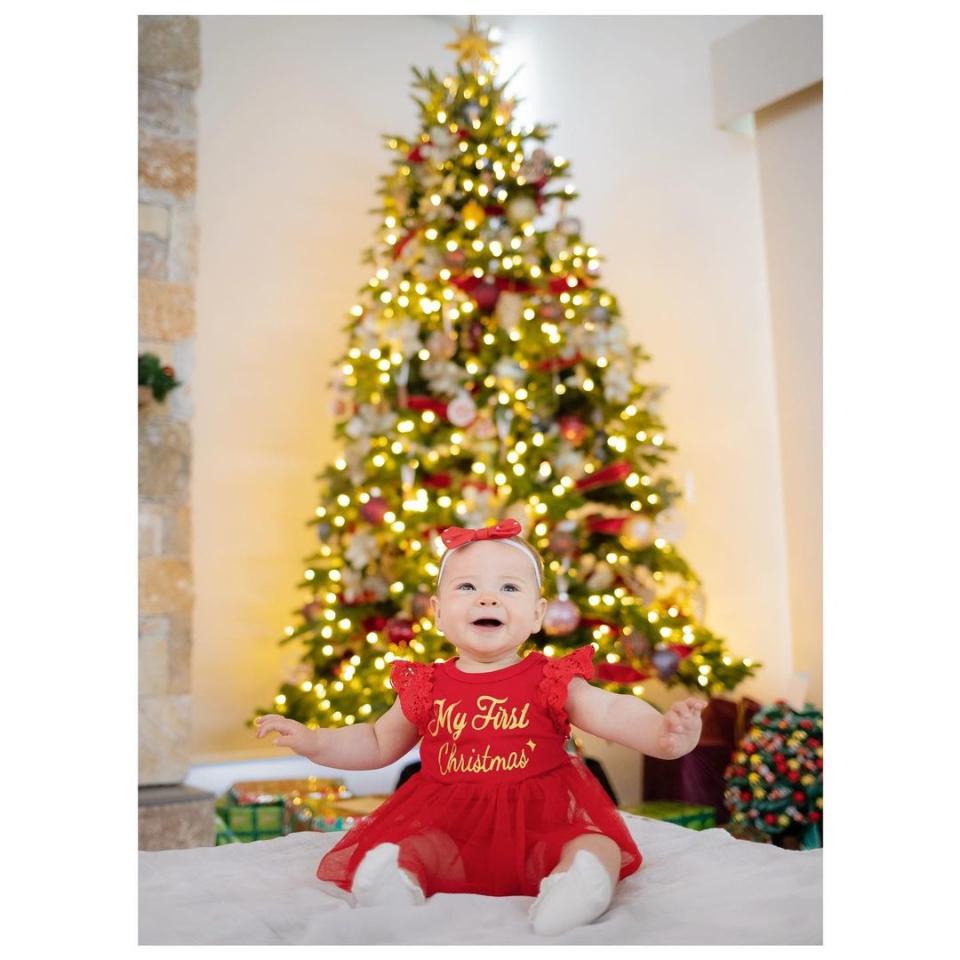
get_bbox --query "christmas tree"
[252,18,760,733]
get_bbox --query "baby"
[256,519,705,935]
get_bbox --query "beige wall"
[192,15,805,768]
[755,83,823,707]
[710,16,823,708]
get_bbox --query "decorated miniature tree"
[723,702,823,848]
[252,19,759,732]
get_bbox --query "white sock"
[529,849,615,936]
[352,843,425,907]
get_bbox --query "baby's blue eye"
[456,583,520,591]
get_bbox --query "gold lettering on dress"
[428,698,468,741]
[471,696,531,732]
[437,740,531,776]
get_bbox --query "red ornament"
[471,281,501,312]
[301,601,323,622]
[809,811,820,822]
[793,791,806,804]
[558,415,588,445]
[385,617,415,646]
[360,497,390,524]
[362,615,387,632]
[542,598,581,637]
[764,814,777,825]
[787,771,800,783]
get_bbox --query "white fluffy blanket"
[138,813,821,944]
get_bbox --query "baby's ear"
[429,595,440,617]
[533,595,548,629]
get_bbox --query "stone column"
[138,14,214,849]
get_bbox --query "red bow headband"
[437,518,542,588]
[440,518,521,548]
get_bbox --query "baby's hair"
[437,533,546,595]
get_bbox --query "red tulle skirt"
[316,757,642,898]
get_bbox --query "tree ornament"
[506,196,538,225]
[411,589,432,619]
[426,328,458,361]
[360,496,390,524]
[494,290,524,334]
[494,356,525,386]
[622,632,649,659]
[470,411,497,441]
[548,521,578,557]
[471,281,501,313]
[650,647,681,680]
[462,200,486,226]
[621,514,656,550]
[444,248,467,269]
[447,390,478,427]
[386,616,415,646]
[558,415,588,445]
[543,597,581,637]
[301,601,323,622]
[585,561,616,591]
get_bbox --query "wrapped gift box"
[643,696,761,826]
[287,794,390,834]
[216,778,351,843]
[620,800,717,830]
[229,777,350,806]
[216,793,286,842]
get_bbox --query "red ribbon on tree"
[596,662,650,684]
[585,514,629,535]
[421,471,453,489]
[393,229,418,260]
[536,351,583,373]
[576,461,633,492]
[440,518,521,549]
[403,395,448,418]
[548,275,589,295]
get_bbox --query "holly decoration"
[139,352,181,403]
[723,701,823,849]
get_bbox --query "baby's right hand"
[255,714,318,759]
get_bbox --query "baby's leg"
[352,829,465,907]
[352,843,425,907]
[529,833,620,936]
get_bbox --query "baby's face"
[429,540,547,663]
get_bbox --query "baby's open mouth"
[471,617,504,629]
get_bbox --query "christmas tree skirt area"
[139,812,821,945]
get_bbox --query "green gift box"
[215,793,286,842]
[620,800,717,830]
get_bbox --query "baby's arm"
[565,678,706,759]
[255,698,420,770]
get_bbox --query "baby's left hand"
[656,697,707,758]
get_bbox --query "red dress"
[315,644,643,898]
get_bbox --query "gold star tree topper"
[446,16,501,72]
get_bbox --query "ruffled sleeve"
[538,644,597,738]
[389,659,435,736]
